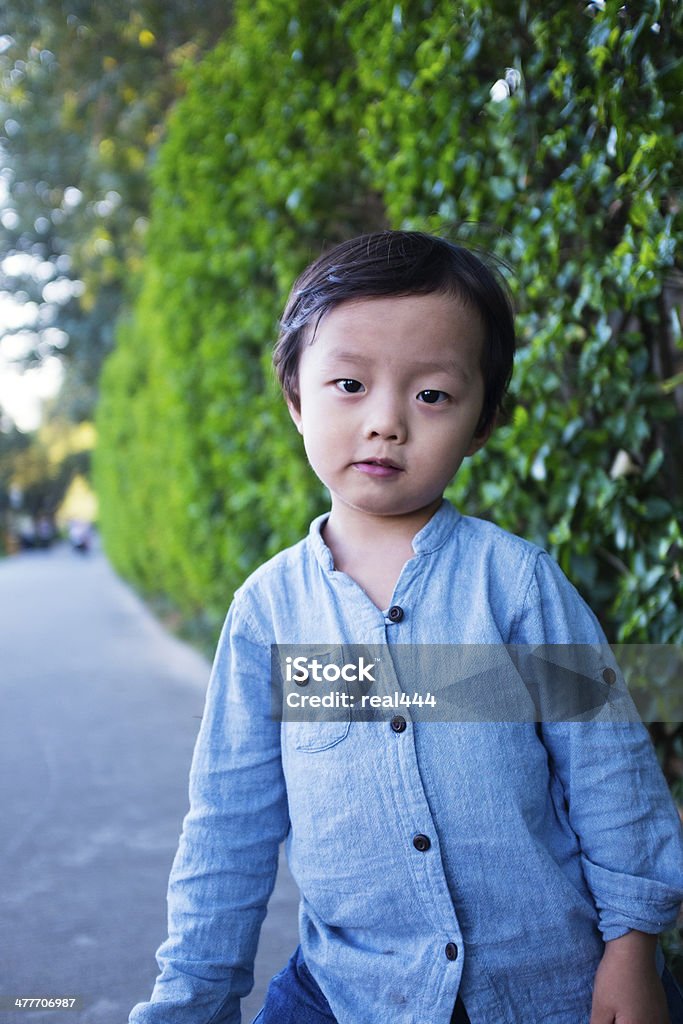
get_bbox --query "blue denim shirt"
[130,500,683,1024]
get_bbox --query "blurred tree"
[0,0,234,421]
[0,415,93,552]
[7,432,88,519]
[0,422,30,550]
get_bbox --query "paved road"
[0,543,299,1024]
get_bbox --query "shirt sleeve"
[129,594,290,1024]
[511,551,683,942]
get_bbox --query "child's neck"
[322,499,442,612]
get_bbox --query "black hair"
[273,230,515,436]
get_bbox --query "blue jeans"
[664,966,683,1023]
[251,945,470,1023]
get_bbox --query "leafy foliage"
[97,0,682,649]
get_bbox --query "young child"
[130,231,683,1024]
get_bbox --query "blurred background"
[1,0,681,1014]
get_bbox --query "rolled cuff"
[582,855,683,941]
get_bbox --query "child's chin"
[343,494,442,519]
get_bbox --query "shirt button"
[388,605,404,622]
[602,667,616,685]
[413,833,431,852]
[445,942,458,961]
[390,715,407,733]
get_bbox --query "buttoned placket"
[314,506,468,1019]
[373,573,466,1018]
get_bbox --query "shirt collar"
[308,498,462,572]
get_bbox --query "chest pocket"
[288,717,351,752]
[278,646,353,752]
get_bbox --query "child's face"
[287,292,490,524]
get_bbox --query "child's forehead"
[303,292,485,377]
[308,291,484,347]
[322,290,471,316]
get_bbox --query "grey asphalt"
[0,542,299,1024]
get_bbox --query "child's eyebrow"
[408,357,472,384]
[322,349,472,384]
[320,349,372,366]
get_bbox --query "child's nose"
[362,394,407,443]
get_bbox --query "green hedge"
[95,0,682,655]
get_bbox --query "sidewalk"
[0,544,299,1023]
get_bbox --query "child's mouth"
[352,460,403,478]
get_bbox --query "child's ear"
[465,416,495,457]
[287,398,304,435]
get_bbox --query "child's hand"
[590,930,670,1024]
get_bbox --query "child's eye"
[335,379,365,394]
[417,389,448,404]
